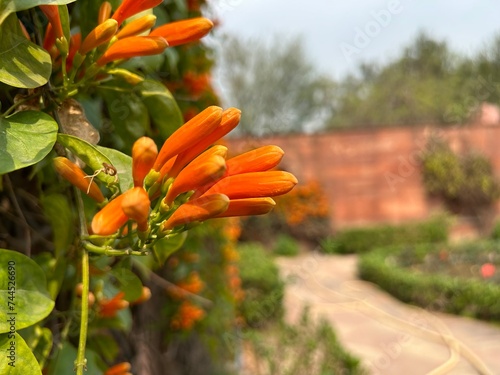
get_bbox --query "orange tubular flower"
[43,23,56,52]
[153,106,223,171]
[79,19,118,55]
[99,291,129,318]
[53,157,105,203]
[168,107,241,177]
[161,194,229,231]
[39,5,64,40]
[98,2,113,24]
[225,145,284,176]
[214,197,276,218]
[96,36,168,66]
[149,17,214,47]
[104,362,132,375]
[116,14,157,39]
[201,171,298,199]
[112,0,163,27]
[67,32,82,69]
[132,136,158,187]
[164,153,226,205]
[91,194,128,235]
[121,187,150,232]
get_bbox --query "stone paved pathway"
[276,253,500,375]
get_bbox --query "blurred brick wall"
[226,122,500,231]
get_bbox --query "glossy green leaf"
[56,134,116,186]
[138,79,184,139]
[0,0,75,26]
[110,268,143,302]
[20,325,53,370]
[0,249,54,334]
[0,14,51,88]
[153,232,187,265]
[40,194,74,258]
[0,333,42,374]
[0,111,58,174]
[96,146,133,192]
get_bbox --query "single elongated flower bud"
[99,291,129,318]
[108,68,144,85]
[53,157,105,203]
[169,108,240,177]
[149,17,214,47]
[165,153,226,205]
[112,0,163,27]
[154,106,222,171]
[40,5,64,40]
[98,1,113,24]
[104,362,131,375]
[161,194,229,231]
[214,197,276,218]
[169,144,227,178]
[91,194,128,235]
[96,36,168,66]
[43,23,56,52]
[132,136,158,187]
[116,15,157,39]
[80,19,118,55]
[225,145,284,176]
[121,187,150,231]
[201,171,298,199]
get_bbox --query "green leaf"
[138,79,184,139]
[0,0,75,26]
[96,146,133,192]
[0,333,42,375]
[20,325,53,370]
[0,14,51,88]
[46,341,105,375]
[110,268,143,302]
[0,110,58,174]
[0,249,55,333]
[56,134,116,186]
[40,194,74,258]
[33,252,66,301]
[153,232,187,265]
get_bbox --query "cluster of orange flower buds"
[39,0,214,82]
[170,301,205,330]
[53,105,297,243]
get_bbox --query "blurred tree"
[217,34,336,135]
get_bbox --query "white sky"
[209,0,500,80]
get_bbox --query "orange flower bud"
[154,106,222,171]
[67,32,82,70]
[171,301,205,330]
[96,36,168,66]
[91,194,128,235]
[43,23,56,52]
[225,145,284,176]
[116,14,157,39]
[19,20,30,40]
[149,17,213,47]
[214,197,276,218]
[98,1,113,24]
[201,171,298,199]
[161,194,229,231]
[164,153,226,205]
[168,108,240,177]
[53,157,105,203]
[99,291,129,318]
[112,0,163,27]
[40,5,64,40]
[80,19,118,55]
[132,136,158,187]
[104,362,131,375]
[131,286,151,305]
[121,187,150,232]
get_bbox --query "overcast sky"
[210,0,500,80]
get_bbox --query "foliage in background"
[271,234,300,257]
[359,241,500,321]
[421,137,500,228]
[321,215,449,254]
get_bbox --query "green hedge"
[321,216,449,254]
[358,243,500,320]
[238,242,285,327]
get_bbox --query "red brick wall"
[226,123,500,231]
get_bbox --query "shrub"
[238,242,285,327]
[323,215,449,254]
[272,234,300,256]
[358,242,500,320]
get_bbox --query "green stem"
[83,241,147,256]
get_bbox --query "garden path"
[276,253,500,375]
